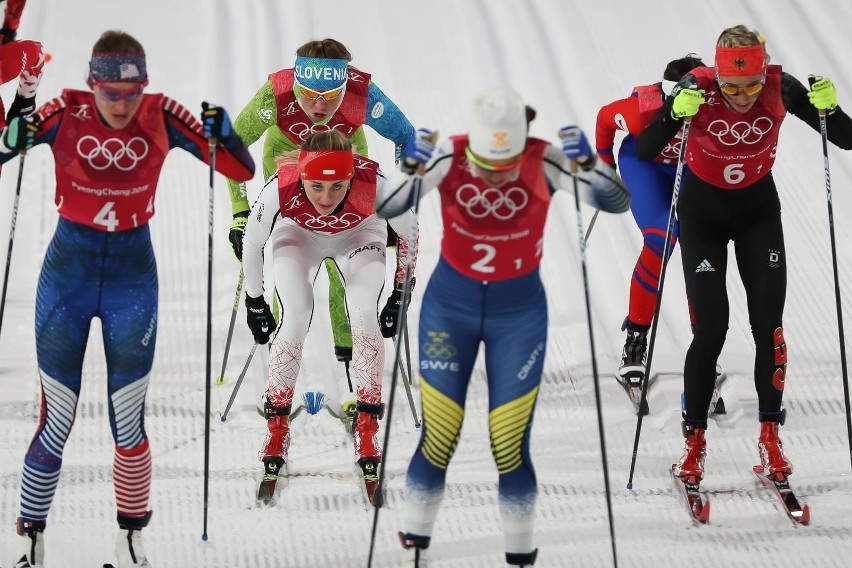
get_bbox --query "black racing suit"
[636,72,852,427]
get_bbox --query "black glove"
[0,26,16,45]
[245,294,276,345]
[2,115,38,152]
[6,92,36,122]
[229,211,248,261]
[379,278,415,338]
[201,101,233,142]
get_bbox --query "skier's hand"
[229,211,248,261]
[403,129,435,166]
[6,93,36,122]
[2,115,38,153]
[559,125,592,162]
[671,87,705,119]
[0,25,16,45]
[201,102,233,141]
[245,294,276,345]
[808,75,838,113]
[379,278,415,338]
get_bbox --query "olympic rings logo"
[455,184,528,220]
[76,136,149,171]
[298,211,362,230]
[661,138,681,160]
[706,117,773,146]
[423,342,457,360]
[288,122,353,141]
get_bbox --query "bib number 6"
[723,163,745,185]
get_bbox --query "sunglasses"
[296,81,345,101]
[464,146,524,172]
[95,82,146,102]
[717,77,765,97]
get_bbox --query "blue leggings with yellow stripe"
[404,256,546,555]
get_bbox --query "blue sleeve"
[364,82,415,164]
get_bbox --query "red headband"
[715,44,766,76]
[298,150,354,181]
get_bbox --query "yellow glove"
[808,75,838,113]
[671,88,705,120]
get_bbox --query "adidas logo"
[695,259,715,273]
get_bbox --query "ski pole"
[627,119,692,488]
[394,330,421,427]
[0,153,25,342]
[810,75,852,472]
[216,270,244,385]
[368,131,437,567]
[219,342,258,422]
[584,209,600,244]
[564,145,619,567]
[404,322,414,384]
[202,130,216,541]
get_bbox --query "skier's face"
[93,81,145,128]
[465,147,524,187]
[302,178,350,215]
[297,83,346,123]
[716,72,765,114]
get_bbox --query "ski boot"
[399,532,430,567]
[114,511,152,567]
[757,412,793,480]
[506,549,538,566]
[355,401,384,504]
[673,421,707,483]
[616,318,650,414]
[15,518,45,568]
[257,404,291,504]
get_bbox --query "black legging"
[678,169,787,426]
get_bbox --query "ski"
[671,465,710,523]
[753,466,810,524]
[615,373,650,415]
[257,456,287,505]
[358,457,382,507]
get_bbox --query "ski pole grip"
[401,130,439,176]
[808,74,827,117]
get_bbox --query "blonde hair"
[717,25,770,63]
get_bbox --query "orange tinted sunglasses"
[296,81,345,101]
[717,77,765,97]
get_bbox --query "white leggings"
[265,216,387,409]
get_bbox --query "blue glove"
[245,294,276,345]
[558,125,591,162]
[2,115,39,152]
[201,102,232,141]
[402,128,435,169]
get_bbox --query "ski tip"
[799,504,811,525]
[752,464,764,474]
[215,375,226,385]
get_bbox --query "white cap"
[467,87,527,160]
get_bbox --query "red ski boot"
[758,421,793,480]
[672,422,706,483]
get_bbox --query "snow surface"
[2,0,852,566]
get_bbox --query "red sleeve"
[595,95,641,167]
[161,97,255,182]
[3,0,26,31]
[0,39,42,85]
